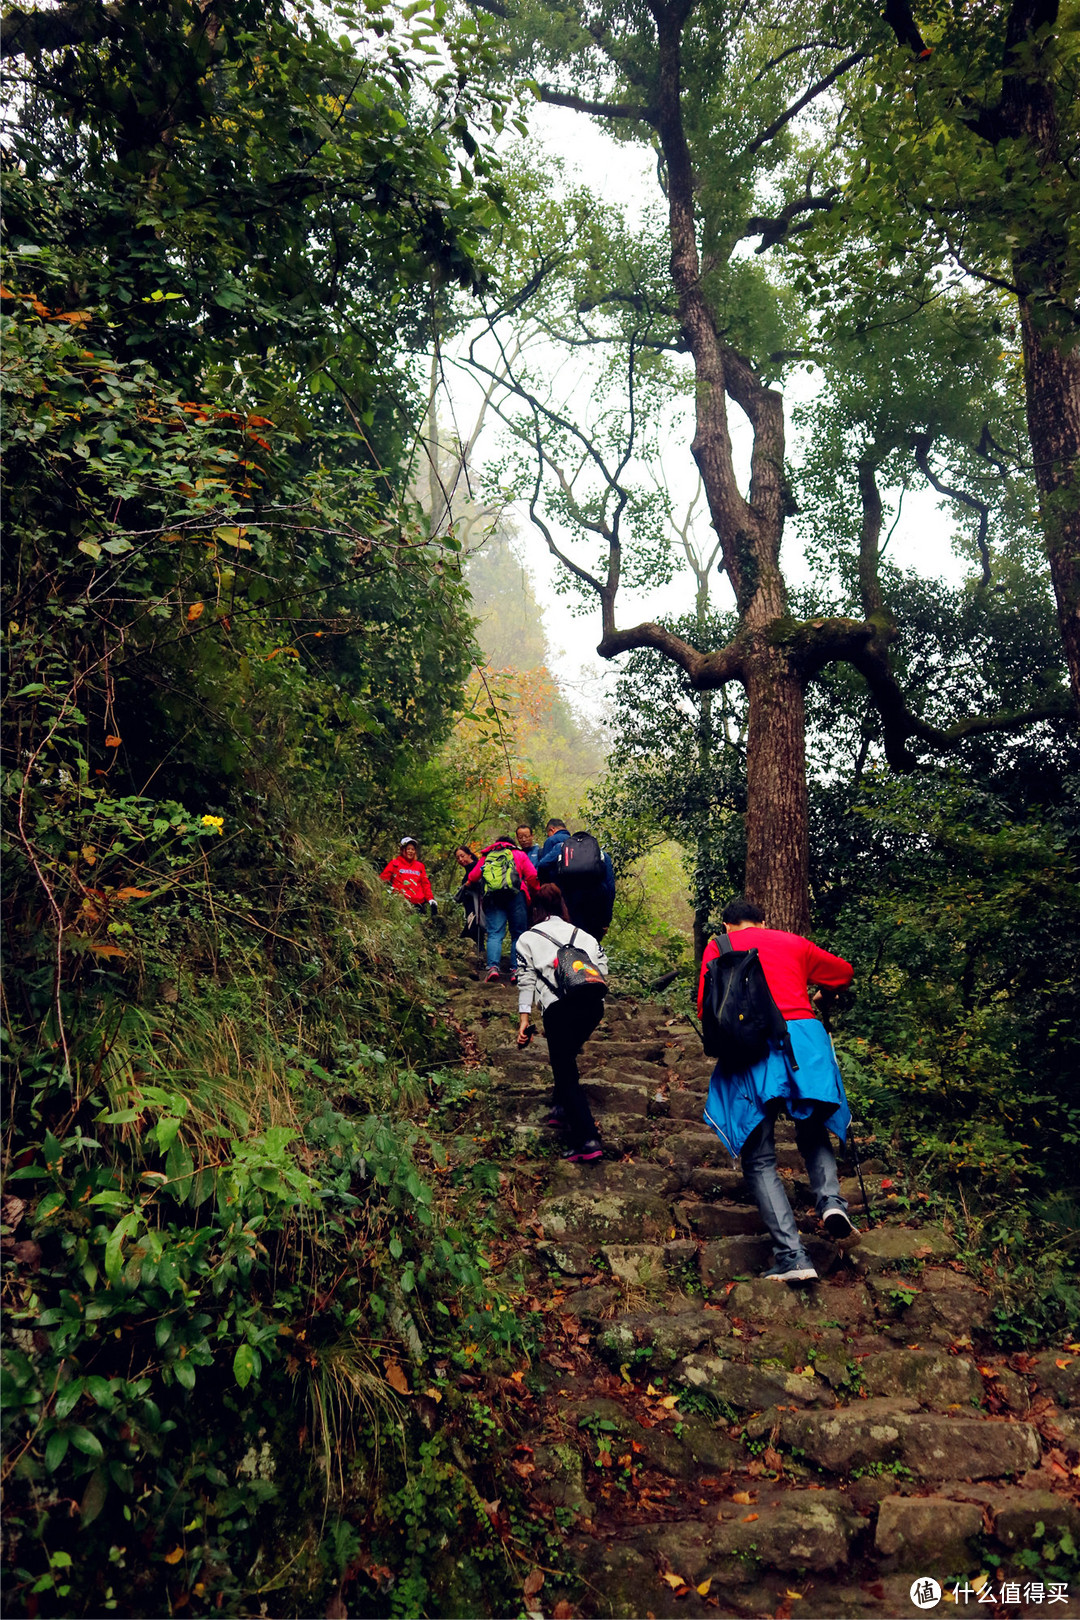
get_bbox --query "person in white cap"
[379,837,436,914]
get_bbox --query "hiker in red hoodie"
[697,897,855,1284]
[380,837,436,915]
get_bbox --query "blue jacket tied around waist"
[703,1017,851,1161]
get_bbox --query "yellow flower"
[200,814,224,833]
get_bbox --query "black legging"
[542,995,604,1147]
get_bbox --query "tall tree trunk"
[743,653,810,934]
[1000,1,1080,710]
[1018,302,1080,711]
[693,684,713,966]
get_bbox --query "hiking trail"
[441,942,1080,1620]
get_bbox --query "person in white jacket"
[515,883,609,1162]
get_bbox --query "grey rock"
[602,1243,667,1285]
[681,1201,763,1238]
[1031,1352,1080,1408]
[712,1491,861,1572]
[684,1165,748,1200]
[560,1284,621,1321]
[673,1353,834,1410]
[535,1240,594,1277]
[539,1190,673,1244]
[859,1348,985,1407]
[874,1495,982,1571]
[700,1234,774,1284]
[853,1225,958,1274]
[772,1399,917,1472]
[581,1079,652,1116]
[774,1403,1040,1480]
[899,1414,1041,1480]
[531,1440,591,1512]
[867,1270,992,1339]
[596,1307,730,1365]
[678,1413,742,1473]
[991,1489,1080,1548]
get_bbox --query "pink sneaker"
[485,967,501,983]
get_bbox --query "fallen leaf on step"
[619,1363,633,1386]
[658,1394,680,1409]
[523,1568,544,1601]
[764,1446,783,1471]
[785,1591,804,1601]
[662,1572,687,1590]
[552,1603,574,1619]
[741,1513,759,1522]
[1055,1357,1074,1369]
[696,1579,712,1596]
[422,1386,442,1402]
[731,1491,755,1504]
[646,1383,660,1395]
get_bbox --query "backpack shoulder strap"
[716,934,734,956]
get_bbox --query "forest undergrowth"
[1,823,559,1619]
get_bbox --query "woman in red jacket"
[379,837,436,914]
[697,897,856,1284]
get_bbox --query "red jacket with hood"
[380,855,434,905]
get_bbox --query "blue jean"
[484,889,528,971]
[741,1105,846,1270]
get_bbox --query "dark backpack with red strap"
[700,935,795,1073]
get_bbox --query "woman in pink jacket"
[466,838,538,983]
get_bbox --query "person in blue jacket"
[537,819,616,940]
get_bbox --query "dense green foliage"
[0,4,558,1613]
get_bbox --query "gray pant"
[741,1105,846,1270]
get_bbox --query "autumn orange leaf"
[741,1513,759,1522]
[104,735,122,747]
[696,1579,712,1596]
[731,1490,754,1505]
[1055,1358,1073,1369]
[187,602,204,622]
[163,1547,184,1565]
[662,1573,687,1590]
[384,1360,409,1395]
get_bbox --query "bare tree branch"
[912,432,993,587]
[537,84,655,123]
[743,50,866,158]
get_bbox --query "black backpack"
[700,935,795,1073]
[558,831,605,885]
[532,927,607,1001]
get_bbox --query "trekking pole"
[846,1125,875,1230]
[820,990,875,1230]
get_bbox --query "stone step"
[539,1190,674,1244]
[754,1399,1041,1480]
[545,1160,683,1198]
[699,1232,844,1287]
[677,1200,762,1238]
[631,1489,863,1578]
[673,1352,837,1411]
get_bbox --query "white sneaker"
[823,1207,857,1241]
[762,1262,819,1283]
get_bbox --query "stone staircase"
[444,959,1080,1619]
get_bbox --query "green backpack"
[483,847,520,895]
